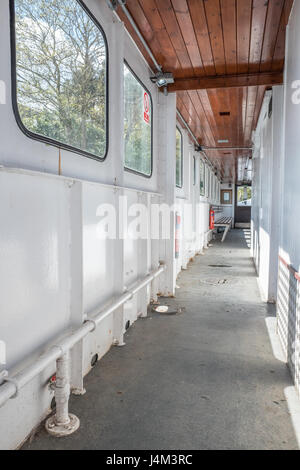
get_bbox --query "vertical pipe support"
[45,352,80,437]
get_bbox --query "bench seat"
[214,217,233,242]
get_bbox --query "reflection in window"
[124,63,152,176]
[14,0,108,159]
[200,160,205,196]
[176,127,183,188]
[237,186,252,207]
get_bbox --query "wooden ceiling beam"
[167,71,283,92]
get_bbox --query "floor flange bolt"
[45,414,80,437]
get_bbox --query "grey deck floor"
[24,230,298,450]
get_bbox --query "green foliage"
[15,0,107,157]
[237,186,252,206]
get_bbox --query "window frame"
[176,126,183,189]
[237,185,252,207]
[199,158,205,197]
[205,164,209,198]
[123,60,153,178]
[210,171,214,201]
[10,0,109,162]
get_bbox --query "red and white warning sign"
[143,91,150,124]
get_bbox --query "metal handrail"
[0,264,166,436]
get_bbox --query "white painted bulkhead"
[252,0,300,396]
[174,128,215,277]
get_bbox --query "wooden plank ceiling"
[116,0,293,181]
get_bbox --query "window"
[12,0,108,160]
[124,62,152,177]
[176,127,183,188]
[210,171,214,200]
[207,169,210,198]
[216,180,220,203]
[199,160,205,196]
[193,156,196,186]
[205,164,209,198]
[237,186,252,207]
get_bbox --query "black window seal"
[123,59,153,179]
[10,0,109,162]
[176,125,183,189]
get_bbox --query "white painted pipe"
[45,351,80,436]
[0,264,166,409]
[54,353,71,426]
[116,0,162,73]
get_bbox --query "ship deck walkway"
[24,230,299,450]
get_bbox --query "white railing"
[0,264,166,436]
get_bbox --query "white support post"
[111,18,125,346]
[150,194,160,303]
[69,181,85,396]
[45,352,80,436]
[157,92,177,297]
[137,192,150,318]
[113,188,126,347]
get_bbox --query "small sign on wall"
[221,189,233,205]
[143,91,150,124]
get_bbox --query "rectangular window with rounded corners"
[199,159,205,196]
[11,0,108,160]
[237,186,252,207]
[214,177,217,202]
[176,127,183,188]
[124,62,152,177]
[213,176,216,201]
[205,164,209,198]
[210,171,214,200]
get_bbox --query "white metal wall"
[252,87,284,303]
[252,0,300,395]
[174,124,215,276]
[0,0,215,449]
[276,0,300,395]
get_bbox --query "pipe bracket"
[4,376,19,399]
[86,318,97,333]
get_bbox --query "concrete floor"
[24,230,298,450]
